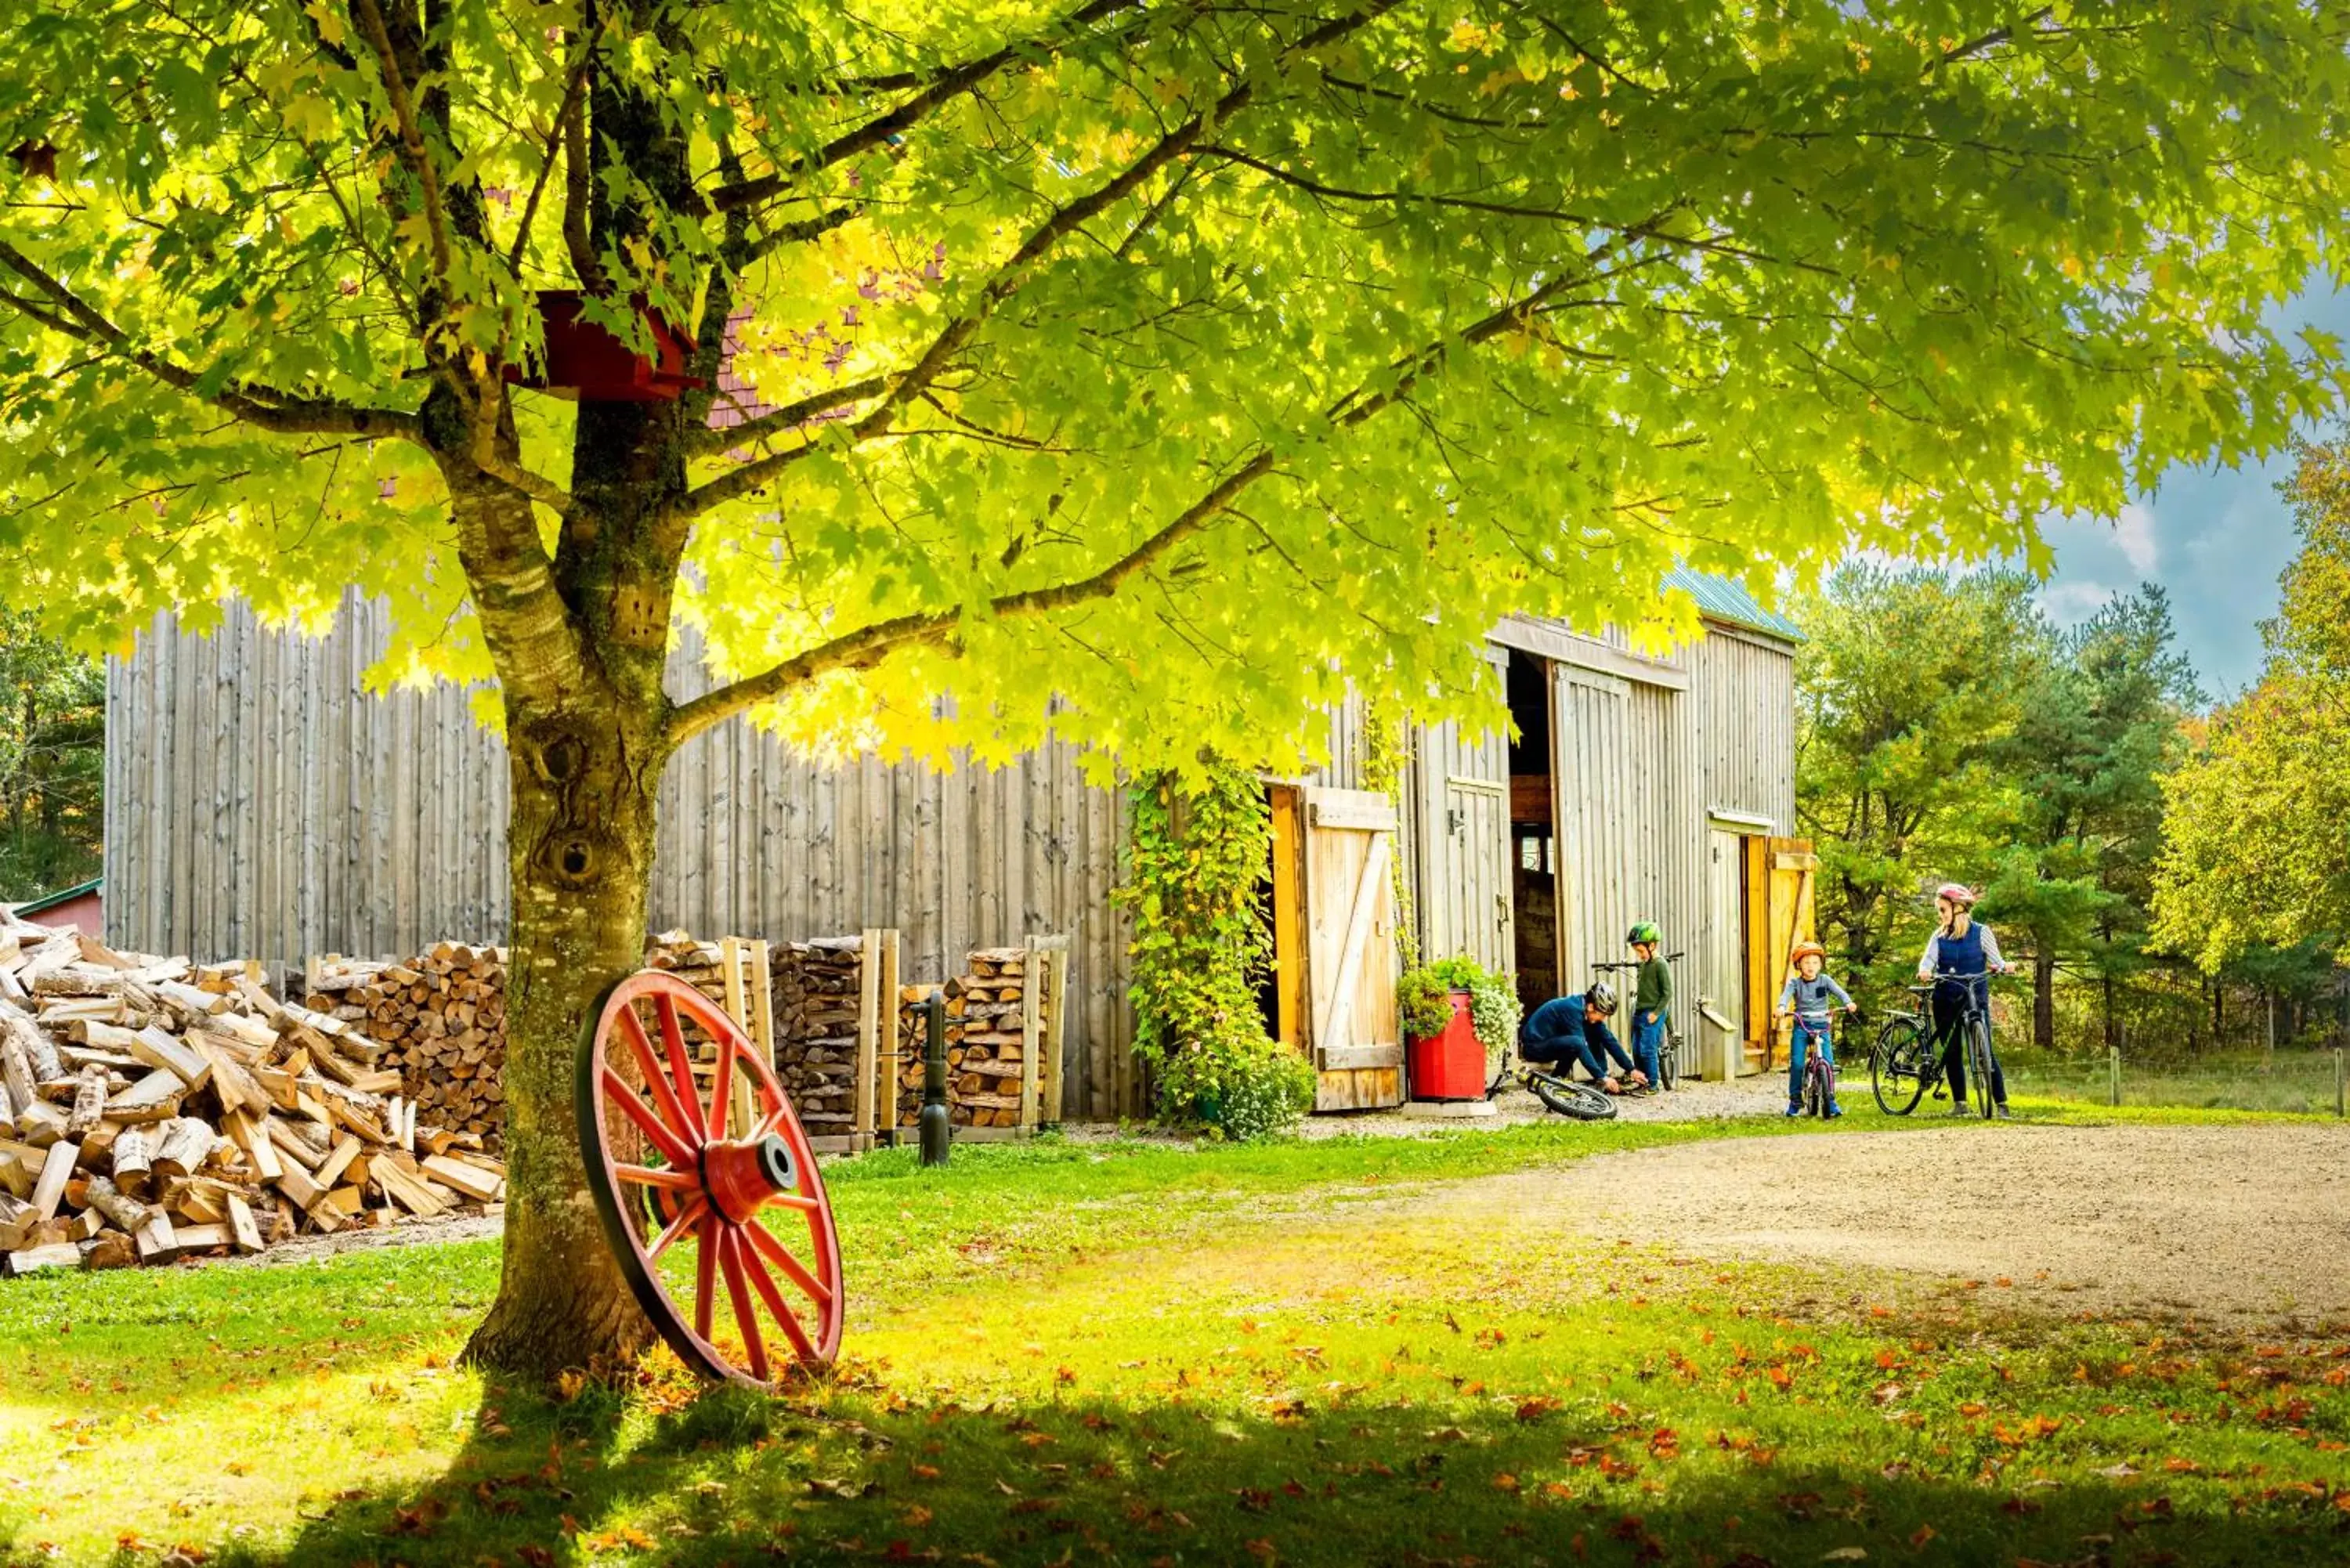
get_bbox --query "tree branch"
[705,0,1146,215]
[349,0,455,289]
[507,38,595,274]
[685,373,891,458]
[0,240,423,441]
[675,1,1398,522]
[666,238,1574,749]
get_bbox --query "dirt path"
[1531,1122,2350,1324]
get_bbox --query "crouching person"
[1517,981,1630,1093]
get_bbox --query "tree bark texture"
[461,681,668,1378]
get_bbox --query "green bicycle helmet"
[1626,920,1661,946]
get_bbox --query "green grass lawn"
[2003,1047,2350,1118]
[5,1108,2349,1566]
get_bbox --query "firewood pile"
[772,939,866,1137]
[895,946,1042,1130]
[306,943,508,1154]
[0,916,505,1277]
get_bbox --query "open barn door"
[1744,836,1818,1071]
[1303,786,1404,1111]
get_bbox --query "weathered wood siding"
[106,597,512,971]
[106,594,1148,1118]
[1689,627,1797,830]
[1405,695,1513,971]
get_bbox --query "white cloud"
[2112,502,2160,575]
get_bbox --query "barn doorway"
[1257,783,1307,1051]
[1505,650,1559,1014]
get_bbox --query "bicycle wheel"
[1871,1017,1930,1116]
[1530,1072,1619,1122]
[1658,1032,1680,1091]
[1969,1021,1994,1119]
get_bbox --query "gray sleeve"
[1980,926,2005,969]
[1918,931,1940,979]
[1824,975,1853,1007]
[1776,974,1797,1010]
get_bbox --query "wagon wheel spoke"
[746,1211,835,1312]
[738,1223,820,1364]
[613,1163,699,1191]
[716,1227,770,1383]
[649,1194,707,1263]
[761,1190,823,1216]
[617,1004,700,1152]
[652,992,706,1144]
[692,1211,721,1342]
[706,1032,738,1143]
[600,1068,700,1170]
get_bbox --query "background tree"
[1987,588,2202,1047]
[1792,563,2048,992]
[0,608,104,900]
[4,2,2348,1380]
[2156,435,2350,973]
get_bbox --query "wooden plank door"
[1553,667,1631,994]
[1413,718,1513,972]
[1303,786,1403,1111]
[1744,836,1818,1070]
[1701,830,1748,1079]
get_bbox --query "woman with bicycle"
[1917,883,2015,1118]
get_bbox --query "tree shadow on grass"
[197,1375,2350,1568]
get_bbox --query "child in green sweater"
[1626,921,1670,1094]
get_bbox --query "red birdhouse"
[504,291,707,402]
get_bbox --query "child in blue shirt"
[1775,940,1856,1116]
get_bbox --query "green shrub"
[1117,760,1311,1141]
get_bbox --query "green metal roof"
[1664,569,1805,643]
[15,876,101,915]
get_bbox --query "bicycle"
[1870,970,2001,1118]
[1591,952,1686,1090]
[1781,1008,1842,1118]
[1484,1037,1619,1122]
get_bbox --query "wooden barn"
[103,573,1809,1119]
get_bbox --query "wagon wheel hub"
[701,1133,799,1224]
[575,970,844,1387]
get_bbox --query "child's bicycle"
[1484,1039,1619,1122]
[1590,952,1687,1090]
[1784,1011,1838,1118]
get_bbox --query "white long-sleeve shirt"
[1917,922,2005,981]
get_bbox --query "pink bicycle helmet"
[1935,882,1978,907]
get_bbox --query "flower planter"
[1407,989,1487,1101]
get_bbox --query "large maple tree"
[1,0,2345,1376]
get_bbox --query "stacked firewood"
[0,917,504,1277]
[306,943,508,1153]
[772,939,864,1136]
[895,947,1035,1129]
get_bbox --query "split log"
[80,1174,153,1234]
[151,1117,215,1183]
[65,1068,107,1139]
[111,1127,153,1195]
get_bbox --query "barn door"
[1303,786,1404,1111]
[1553,667,1631,992]
[1701,830,1748,1079]
[1414,718,1512,973]
[1744,836,1818,1071]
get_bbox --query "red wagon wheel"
[576,970,844,1386]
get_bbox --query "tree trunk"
[461,678,668,1379]
[2034,944,2055,1050]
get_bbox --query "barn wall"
[1689,627,1798,831]
[105,594,1148,1118]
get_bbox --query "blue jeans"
[1520,1027,1606,1082]
[1631,1011,1665,1085]
[1788,1021,1837,1103]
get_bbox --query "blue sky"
[2031,281,2350,697]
